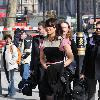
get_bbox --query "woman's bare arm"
[40,47,48,69]
[63,44,74,67]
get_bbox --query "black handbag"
[72,79,88,100]
[22,83,32,96]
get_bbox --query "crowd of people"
[0,18,100,100]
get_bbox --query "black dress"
[40,39,65,96]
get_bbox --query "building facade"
[38,0,76,17]
[97,0,100,16]
[17,0,36,14]
[38,0,99,18]
[0,0,8,13]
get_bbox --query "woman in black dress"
[40,18,73,100]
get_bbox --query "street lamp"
[43,0,45,21]
[93,0,96,29]
[76,0,85,78]
[21,0,22,14]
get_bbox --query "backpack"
[10,45,22,65]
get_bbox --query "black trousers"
[87,79,100,100]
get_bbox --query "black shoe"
[3,94,9,97]
[18,89,22,93]
[3,94,13,98]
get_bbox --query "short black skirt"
[39,62,64,96]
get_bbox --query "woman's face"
[6,37,12,44]
[61,23,70,34]
[21,32,27,39]
[45,26,56,35]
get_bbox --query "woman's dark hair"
[4,34,12,40]
[45,18,57,28]
[45,18,61,39]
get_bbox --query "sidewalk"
[0,71,40,100]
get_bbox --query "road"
[0,52,39,100]
[0,70,40,100]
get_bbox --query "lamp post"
[76,0,85,78]
[93,0,96,29]
[21,0,22,14]
[43,0,45,21]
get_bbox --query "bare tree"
[4,0,17,34]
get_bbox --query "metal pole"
[57,0,60,17]
[21,0,22,14]
[43,0,45,21]
[77,0,82,32]
[93,0,96,29]
[76,0,85,78]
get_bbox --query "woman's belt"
[46,60,63,65]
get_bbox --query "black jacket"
[81,34,100,79]
[30,35,45,81]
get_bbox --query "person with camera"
[80,21,100,100]
[40,18,73,100]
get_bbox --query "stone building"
[17,0,33,13]
[38,0,99,18]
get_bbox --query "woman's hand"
[43,63,48,69]
[80,74,85,80]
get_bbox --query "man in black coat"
[80,21,100,100]
[30,21,47,100]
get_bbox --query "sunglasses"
[96,28,100,31]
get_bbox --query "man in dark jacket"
[30,21,47,100]
[80,21,100,100]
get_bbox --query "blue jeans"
[22,63,30,80]
[8,69,16,96]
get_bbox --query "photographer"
[80,21,100,100]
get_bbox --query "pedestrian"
[18,29,32,95]
[19,29,32,81]
[2,34,18,97]
[30,21,47,100]
[60,21,78,58]
[40,18,73,100]
[60,21,78,99]
[80,21,100,100]
[13,28,21,48]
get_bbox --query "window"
[24,0,28,3]
[34,0,37,3]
